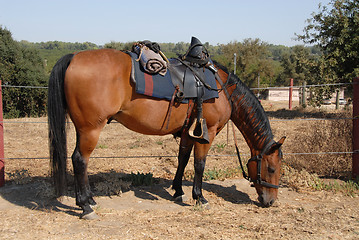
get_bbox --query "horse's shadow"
[0,179,83,216]
[202,181,254,205]
[129,179,254,206]
[0,171,256,218]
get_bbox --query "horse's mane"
[213,61,273,147]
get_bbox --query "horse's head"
[247,136,286,207]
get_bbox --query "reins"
[231,122,248,180]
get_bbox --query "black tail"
[48,54,74,197]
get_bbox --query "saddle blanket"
[127,52,219,103]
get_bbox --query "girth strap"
[165,86,180,129]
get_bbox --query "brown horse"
[48,48,285,219]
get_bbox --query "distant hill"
[19,41,99,73]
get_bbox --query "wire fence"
[1,151,355,161]
[1,81,357,161]
[251,82,354,90]
[1,81,356,90]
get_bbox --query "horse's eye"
[268,166,276,174]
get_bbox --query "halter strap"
[247,139,279,189]
[235,137,279,189]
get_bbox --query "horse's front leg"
[192,140,213,206]
[172,134,194,201]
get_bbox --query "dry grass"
[287,118,352,176]
[1,102,358,240]
[264,102,353,178]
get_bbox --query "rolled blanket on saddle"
[133,41,168,76]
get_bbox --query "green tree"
[219,39,281,89]
[297,0,359,81]
[0,26,47,118]
[238,38,278,88]
[217,40,241,73]
[104,41,133,51]
[279,45,337,106]
[279,46,319,86]
[24,41,99,73]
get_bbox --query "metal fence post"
[353,77,359,179]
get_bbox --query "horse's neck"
[231,114,268,155]
[228,87,273,155]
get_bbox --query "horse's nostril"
[258,195,275,207]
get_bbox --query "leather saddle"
[168,58,215,100]
[129,37,219,143]
[169,37,218,143]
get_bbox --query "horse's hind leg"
[172,134,194,201]
[72,128,102,219]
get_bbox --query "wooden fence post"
[353,77,359,179]
[0,80,4,187]
[302,81,307,107]
[289,78,293,110]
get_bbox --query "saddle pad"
[127,52,219,103]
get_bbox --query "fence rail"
[0,150,356,162]
[0,115,355,161]
[1,129,356,161]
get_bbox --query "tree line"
[0,0,357,118]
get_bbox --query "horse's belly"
[114,101,188,136]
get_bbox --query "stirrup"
[188,118,209,144]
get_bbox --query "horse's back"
[63,49,229,136]
[63,49,189,135]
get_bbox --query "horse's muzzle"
[258,195,276,208]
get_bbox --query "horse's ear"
[278,136,286,145]
[269,137,286,152]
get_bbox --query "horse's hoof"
[195,200,211,210]
[81,211,99,220]
[201,202,211,210]
[174,194,188,202]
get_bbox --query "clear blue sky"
[0,0,331,46]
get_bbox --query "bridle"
[245,139,280,189]
[232,124,280,189]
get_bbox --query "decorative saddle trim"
[126,51,219,103]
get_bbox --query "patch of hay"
[283,115,352,177]
[92,170,131,196]
[281,164,319,191]
[6,169,32,185]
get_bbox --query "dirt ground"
[0,101,358,239]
